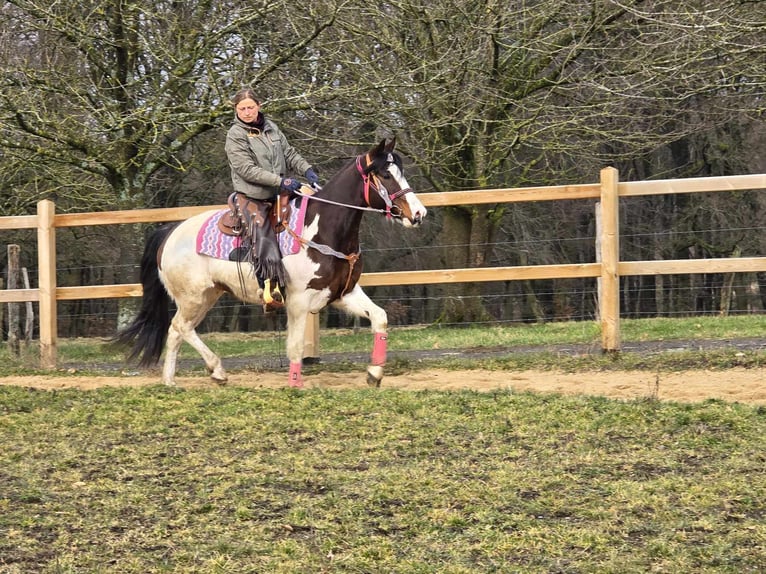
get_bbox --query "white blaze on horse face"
[389,163,427,227]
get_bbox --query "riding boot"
[249,199,286,307]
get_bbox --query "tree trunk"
[6,245,20,356]
[719,246,741,317]
[437,203,504,324]
[654,241,665,316]
[745,274,763,313]
[115,224,145,330]
[519,251,545,323]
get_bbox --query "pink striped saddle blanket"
[196,198,308,260]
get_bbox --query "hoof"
[162,380,177,387]
[210,369,228,385]
[366,365,383,388]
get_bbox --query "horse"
[115,139,427,388]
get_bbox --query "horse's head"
[358,139,427,227]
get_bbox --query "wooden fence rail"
[2,168,765,368]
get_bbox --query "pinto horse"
[115,139,427,387]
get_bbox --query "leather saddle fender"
[217,192,292,237]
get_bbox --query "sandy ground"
[1,367,765,404]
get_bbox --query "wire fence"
[3,227,766,340]
[2,174,766,349]
[39,277,762,339]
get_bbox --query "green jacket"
[225,116,312,200]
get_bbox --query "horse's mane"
[319,142,402,190]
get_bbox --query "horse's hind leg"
[162,288,226,386]
[332,285,388,387]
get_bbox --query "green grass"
[1,316,764,572]
[621,314,766,341]
[1,314,763,376]
[1,386,765,573]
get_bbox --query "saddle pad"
[196,199,309,261]
[277,197,309,256]
[196,209,241,260]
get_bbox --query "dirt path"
[2,367,765,404]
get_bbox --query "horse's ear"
[372,137,396,158]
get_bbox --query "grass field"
[2,386,765,573]
[1,316,765,572]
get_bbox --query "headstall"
[355,153,412,219]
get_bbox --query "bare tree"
[326,0,766,321]
[0,0,349,210]
[0,0,351,329]
[1,0,763,331]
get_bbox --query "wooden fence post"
[37,200,57,368]
[7,244,21,356]
[303,312,320,362]
[22,268,34,344]
[599,167,621,352]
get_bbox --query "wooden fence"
[2,168,765,369]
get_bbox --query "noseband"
[356,153,413,220]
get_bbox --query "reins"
[285,152,411,297]
[292,153,413,218]
[292,189,386,214]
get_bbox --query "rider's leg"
[248,198,286,306]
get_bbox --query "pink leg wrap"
[372,332,388,366]
[289,361,303,388]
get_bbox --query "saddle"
[217,192,293,237]
[217,192,294,309]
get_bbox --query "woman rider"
[225,87,320,305]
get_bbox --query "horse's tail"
[113,223,178,367]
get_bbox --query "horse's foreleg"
[333,286,388,387]
[285,304,309,388]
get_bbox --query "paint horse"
[115,139,427,387]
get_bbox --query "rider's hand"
[304,168,320,187]
[280,178,301,192]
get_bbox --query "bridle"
[356,152,414,220]
[294,152,414,220]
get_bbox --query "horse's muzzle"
[394,193,427,227]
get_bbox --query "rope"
[286,227,361,297]
[293,188,388,214]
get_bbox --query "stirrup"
[263,278,284,309]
